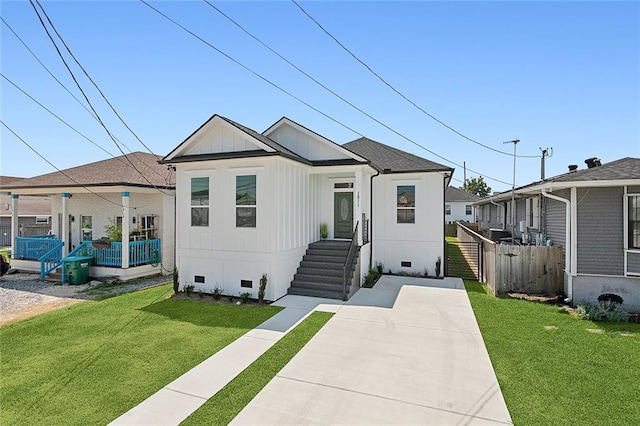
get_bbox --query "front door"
[334,192,353,239]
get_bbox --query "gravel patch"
[0,271,171,326]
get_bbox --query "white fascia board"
[164,115,275,162]
[8,186,171,196]
[263,117,367,162]
[308,163,376,175]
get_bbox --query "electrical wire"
[2,16,170,181]
[29,0,173,194]
[33,0,160,160]
[1,73,124,162]
[141,0,512,186]
[291,0,539,159]
[2,120,131,209]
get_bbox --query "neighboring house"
[1,176,52,246]
[2,153,175,280]
[445,186,479,223]
[475,157,640,312]
[161,114,453,301]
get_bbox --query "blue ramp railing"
[15,236,63,261]
[39,240,64,279]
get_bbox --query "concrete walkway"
[112,276,512,425]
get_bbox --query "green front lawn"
[465,281,640,425]
[0,284,282,425]
[183,311,333,425]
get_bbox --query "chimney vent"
[585,157,601,169]
[568,165,578,172]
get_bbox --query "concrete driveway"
[232,276,512,425]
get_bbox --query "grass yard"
[0,284,282,425]
[465,281,640,425]
[182,311,333,426]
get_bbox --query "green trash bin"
[64,255,93,285]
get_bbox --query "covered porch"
[12,236,162,282]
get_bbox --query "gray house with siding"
[475,157,640,313]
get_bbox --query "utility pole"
[463,161,467,187]
[504,139,519,241]
[540,147,553,180]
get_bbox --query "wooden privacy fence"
[456,223,564,295]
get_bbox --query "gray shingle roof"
[551,157,640,182]
[2,152,175,190]
[445,186,481,202]
[342,137,452,173]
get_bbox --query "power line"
[2,15,168,181]
[32,0,159,160]
[29,0,173,195]
[1,73,123,162]
[0,16,97,121]
[1,120,131,209]
[291,0,539,160]
[141,0,511,186]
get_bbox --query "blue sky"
[1,0,638,192]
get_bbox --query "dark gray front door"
[334,192,353,239]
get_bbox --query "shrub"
[239,292,251,304]
[363,267,380,287]
[172,268,179,294]
[319,223,328,239]
[258,273,267,303]
[104,218,123,242]
[575,301,629,322]
[184,284,195,296]
[212,286,223,300]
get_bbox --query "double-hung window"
[629,195,640,249]
[465,205,472,215]
[526,197,539,229]
[397,185,415,224]
[191,177,209,227]
[236,175,256,227]
[445,204,451,215]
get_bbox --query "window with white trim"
[191,177,209,227]
[628,195,640,249]
[236,175,256,227]
[397,185,415,224]
[445,204,451,215]
[465,205,472,215]
[505,201,512,225]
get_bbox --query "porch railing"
[39,240,64,279]
[91,239,161,267]
[342,221,360,301]
[15,236,63,260]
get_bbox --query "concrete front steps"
[288,240,357,300]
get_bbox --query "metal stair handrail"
[342,221,360,301]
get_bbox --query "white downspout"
[541,189,572,302]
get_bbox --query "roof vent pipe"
[584,157,601,169]
[568,165,578,172]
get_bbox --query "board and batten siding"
[267,125,349,161]
[185,122,258,155]
[372,172,444,274]
[576,187,624,275]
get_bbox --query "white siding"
[445,201,474,223]
[372,172,444,275]
[267,125,351,161]
[185,122,261,155]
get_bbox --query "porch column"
[61,193,70,256]
[121,192,130,269]
[11,194,19,250]
[355,170,363,245]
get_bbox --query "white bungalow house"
[445,186,480,223]
[3,152,175,281]
[474,157,640,313]
[162,115,453,301]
